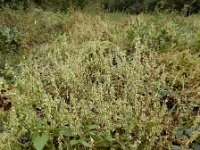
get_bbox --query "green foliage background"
[103,0,200,14]
[1,0,200,14]
[0,0,94,10]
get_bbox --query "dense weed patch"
[0,7,199,150]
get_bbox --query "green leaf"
[116,141,126,150]
[103,136,115,143]
[87,124,99,130]
[171,144,182,150]
[33,132,49,150]
[69,140,80,146]
[59,128,74,137]
[80,139,91,147]
[146,122,157,130]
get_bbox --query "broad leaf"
[33,132,49,150]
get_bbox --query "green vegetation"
[103,0,200,15]
[0,3,200,150]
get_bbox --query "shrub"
[126,19,174,53]
[0,0,94,11]
[102,0,142,14]
[102,0,200,15]
[0,26,20,52]
[0,26,22,84]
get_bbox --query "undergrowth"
[0,7,199,150]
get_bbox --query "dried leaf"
[3,102,12,111]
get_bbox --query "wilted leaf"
[7,85,16,90]
[3,102,12,111]
[0,97,4,107]
[1,89,7,93]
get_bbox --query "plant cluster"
[0,6,199,150]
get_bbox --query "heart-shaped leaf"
[33,132,49,150]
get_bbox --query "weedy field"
[0,6,200,150]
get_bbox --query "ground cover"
[0,7,199,150]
